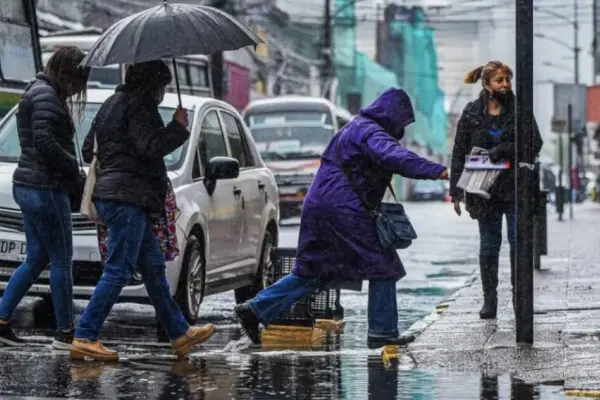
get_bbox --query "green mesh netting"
[354,51,400,107]
[387,11,446,155]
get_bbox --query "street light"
[535,33,576,54]
[542,61,573,74]
[534,4,579,85]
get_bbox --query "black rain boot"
[367,335,416,349]
[479,255,499,319]
[510,248,516,311]
[234,303,261,344]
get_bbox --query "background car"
[409,180,447,202]
[0,89,279,324]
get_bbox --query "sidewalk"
[403,202,600,393]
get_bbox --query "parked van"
[242,96,353,218]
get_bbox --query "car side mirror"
[204,156,240,196]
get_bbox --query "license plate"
[0,240,27,262]
[278,187,298,195]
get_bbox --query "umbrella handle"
[172,58,182,108]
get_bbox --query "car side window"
[220,111,255,168]
[197,110,228,175]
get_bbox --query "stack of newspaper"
[456,146,510,200]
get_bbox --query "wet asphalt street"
[0,202,571,399]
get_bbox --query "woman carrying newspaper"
[450,61,543,319]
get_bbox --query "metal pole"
[568,104,574,219]
[557,129,564,221]
[24,0,43,73]
[574,0,580,85]
[594,0,598,84]
[515,0,535,344]
[211,52,224,100]
[322,0,332,98]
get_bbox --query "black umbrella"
[80,1,261,105]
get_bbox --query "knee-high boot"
[479,255,499,319]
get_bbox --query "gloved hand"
[487,146,502,163]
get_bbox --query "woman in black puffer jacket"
[0,46,88,349]
[450,60,543,320]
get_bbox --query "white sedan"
[0,89,280,324]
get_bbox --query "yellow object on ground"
[565,390,600,398]
[381,345,402,368]
[435,304,449,314]
[260,325,324,348]
[315,319,345,332]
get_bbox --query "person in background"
[71,60,215,362]
[235,88,448,349]
[0,46,88,349]
[450,61,543,319]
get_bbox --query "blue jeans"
[248,273,399,338]
[478,205,516,257]
[0,185,74,330]
[75,201,189,341]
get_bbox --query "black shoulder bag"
[335,135,417,250]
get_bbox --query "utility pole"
[208,0,234,100]
[24,0,42,73]
[321,0,332,98]
[515,0,535,344]
[568,0,579,212]
[574,0,580,86]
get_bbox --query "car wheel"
[174,234,206,325]
[234,230,275,304]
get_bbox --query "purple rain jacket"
[291,88,446,281]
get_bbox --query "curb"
[401,274,478,338]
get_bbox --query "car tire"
[174,234,206,325]
[234,230,275,304]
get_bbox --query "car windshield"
[0,103,190,171]
[246,110,333,127]
[250,124,334,161]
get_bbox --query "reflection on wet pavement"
[0,349,571,399]
[0,205,575,398]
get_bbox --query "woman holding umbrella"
[71,61,215,362]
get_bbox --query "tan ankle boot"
[172,324,216,357]
[70,338,119,362]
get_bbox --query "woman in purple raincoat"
[235,88,448,348]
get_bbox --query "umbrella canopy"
[80,2,261,67]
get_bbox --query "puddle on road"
[0,236,518,399]
[0,350,570,399]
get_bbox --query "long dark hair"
[44,46,89,119]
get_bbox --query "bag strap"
[72,128,84,170]
[334,132,397,215]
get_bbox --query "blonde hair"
[464,61,513,85]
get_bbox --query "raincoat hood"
[359,88,415,139]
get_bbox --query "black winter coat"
[449,92,543,219]
[82,85,189,214]
[13,73,81,190]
